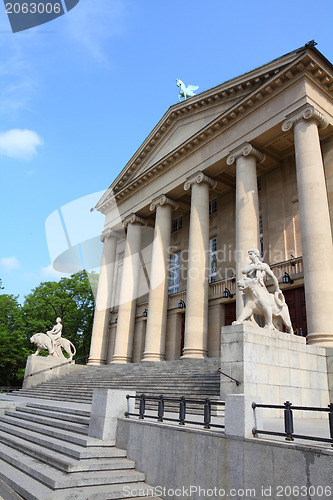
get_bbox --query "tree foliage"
[0,294,28,386]
[0,271,98,387]
[22,271,98,359]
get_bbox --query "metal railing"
[0,386,21,393]
[252,401,333,446]
[125,394,225,430]
[217,368,241,386]
[22,354,89,383]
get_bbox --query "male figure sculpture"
[30,317,76,360]
[46,317,63,354]
[233,249,293,334]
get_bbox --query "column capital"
[150,195,179,212]
[100,228,117,243]
[184,171,217,191]
[282,104,329,132]
[122,213,148,229]
[227,142,266,166]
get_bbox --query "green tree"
[0,294,28,386]
[22,271,98,360]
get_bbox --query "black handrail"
[217,368,241,386]
[22,355,89,382]
[125,394,225,430]
[252,401,333,446]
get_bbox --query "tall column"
[88,229,118,365]
[182,172,217,359]
[112,214,147,363]
[282,104,333,347]
[227,143,265,317]
[143,195,178,361]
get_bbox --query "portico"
[88,43,333,365]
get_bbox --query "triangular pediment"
[96,43,333,213]
[132,98,239,180]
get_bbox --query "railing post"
[139,394,146,419]
[179,396,186,425]
[284,401,294,441]
[158,395,164,422]
[329,403,333,447]
[204,398,211,429]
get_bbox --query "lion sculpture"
[233,277,293,333]
[30,333,76,360]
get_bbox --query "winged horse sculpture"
[176,79,199,102]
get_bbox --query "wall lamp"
[282,272,294,285]
[222,288,233,299]
[115,317,118,324]
[142,308,148,318]
[178,299,186,309]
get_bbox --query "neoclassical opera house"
[88,43,333,366]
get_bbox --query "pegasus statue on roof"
[176,79,199,102]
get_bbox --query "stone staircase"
[13,358,222,415]
[0,401,161,500]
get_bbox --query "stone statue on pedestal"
[176,79,199,101]
[232,249,294,334]
[30,318,76,360]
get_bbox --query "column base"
[181,348,207,359]
[306,332,333,348]
[111,356,132,364]
[87,358,106,366]
[141,353,166,362]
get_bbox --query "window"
[168,252,180,294]
[259,216,264,259]
[209,198,217,215]
[171,216,183,233]
[209,237,217,283]
[257,175,261,192]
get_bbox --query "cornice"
[150,195,178,212]
[122,213,148,228]
[184,171,217,191]
[282,104,329,132]
[226,142,266,165]
[97,50,333,212]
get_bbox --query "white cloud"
[40,264,70,280]
[0,256,20,271]
[0,129,43,160]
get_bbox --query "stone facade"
[89,45,333,365]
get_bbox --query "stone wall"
[116,418,333,500]
[220,324,329,418]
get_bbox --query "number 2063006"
[6,3,62,14]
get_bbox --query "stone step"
[15,406,90,426]
[0,455,158,500]
[5,409,89,435]
[0,414,112,448]
[0,440,146,489]
[0,425,125,464]
[25,403,91,418]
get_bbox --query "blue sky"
[0,0,332,303]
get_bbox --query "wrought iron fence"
[252,401,333,446]
[125,394,225,430]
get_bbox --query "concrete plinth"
[88,389,135,441]
[23,355,84,389]
[220,323,329,418]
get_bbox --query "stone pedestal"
[88,389,135,441]
[23,355,84,389]
[220,323,329,418]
